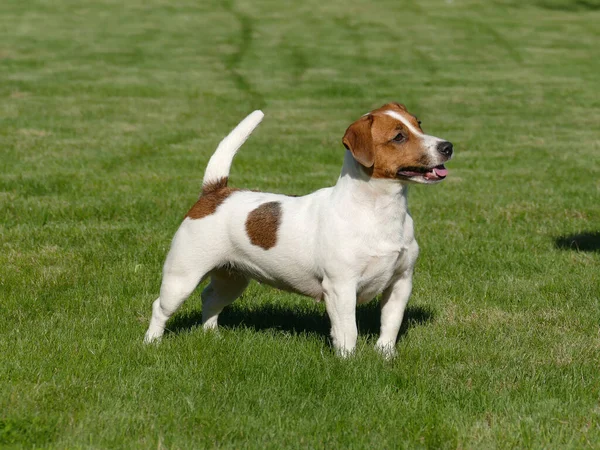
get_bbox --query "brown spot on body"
[185,177,238,219]
[245,201,282,250]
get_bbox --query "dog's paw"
[202,324,224,341]
[334,346,356,359]
[143,329,163,344]
[375,342,397,360]
[202,320,219,331]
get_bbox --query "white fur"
[383,110,423,136]
[202,110,264,189]
[144,110,436,358]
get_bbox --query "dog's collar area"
[396,164,448,181]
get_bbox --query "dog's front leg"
[375,269,413,359]
[323,279,358,357]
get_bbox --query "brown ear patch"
[342,115,375,168]
[185,177,238,220]
[245,201,282,250]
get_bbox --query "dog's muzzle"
[436,141,453,158]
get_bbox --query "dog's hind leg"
[201,269,249,330]
[144,272,204,343]
[144,229,218,343]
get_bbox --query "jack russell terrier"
[144,102,453,357]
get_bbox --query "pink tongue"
[433,166,448,177]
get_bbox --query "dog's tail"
[201,110,264,194]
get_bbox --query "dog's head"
[342,102,453,184]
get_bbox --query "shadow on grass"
[555,231,600,252]
[537,0,600,12]
[497,0,600,11]
[167,300,434,342]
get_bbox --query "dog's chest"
[351,211,415,303]
[356,248,406,303]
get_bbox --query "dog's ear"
[390,102,407,111]
[342,115,374,168]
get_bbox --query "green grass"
[1,0,600,447]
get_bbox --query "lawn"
[1,0,599,448]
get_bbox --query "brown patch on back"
[343,102,431,179]
[185,177,238,219]
[245,201,282,250]
[202,177,229,195]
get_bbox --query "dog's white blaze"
[383,110,423,136]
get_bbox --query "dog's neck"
[333,150,409,214]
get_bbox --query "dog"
[144,102,453,357]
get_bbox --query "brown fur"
[342,115,374,167]
[371,102,423,131]
[202,177,229,195]
[245,201,282,250]
[185,177,238,220]
[343,103,430,179]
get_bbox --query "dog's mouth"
[396,164,448,183]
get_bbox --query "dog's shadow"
[555,231,600,252]
[166,299,434,342]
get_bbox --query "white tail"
[202,110,264,192]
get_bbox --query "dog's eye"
[393,133,406,142]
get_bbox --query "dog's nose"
[437,141,453,157]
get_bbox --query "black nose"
[437,141,453,157]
